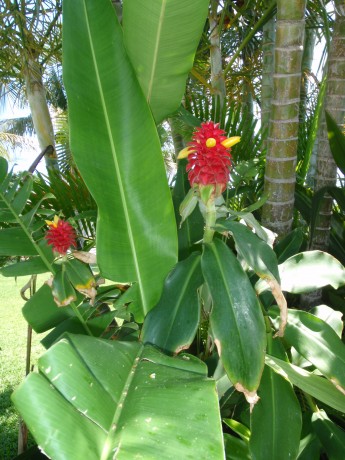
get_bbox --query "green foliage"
[142,253,203,354]
[202,239,266,398]
[2,1,345,459]
[0,275,45,460]
[250,341,302,460]
[13,334,224,460]
[63,0,178,318]
[123,0,209,124]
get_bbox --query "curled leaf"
[265,278,288,337]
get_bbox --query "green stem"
[61,263,93,337]
[304,391,318,413]
[70,301,93,336]
[203,200,217,244]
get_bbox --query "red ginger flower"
[179,122,240,194]
[45,216,77,255]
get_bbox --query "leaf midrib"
[82,1,146,312]
[146,0,167,103]
[209,243,247,372]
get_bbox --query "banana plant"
[4,1,345,459]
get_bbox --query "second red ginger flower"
[45,216,77,255]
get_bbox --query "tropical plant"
[0,1,345,459]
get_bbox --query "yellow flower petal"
[177,147,196,159]
[45,215,60,228]
[221,136,241,148]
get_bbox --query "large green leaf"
[312,410,345,460]
[269,307,345,393]
[122,0,209,123]
[265,355,345,413]
[63,0,177,317]
[250,337,302,460]
[279,251,345,294]
[201,239,266,402]
[12,334,225,460]
[22,284,77,333]
[142,252,203,353]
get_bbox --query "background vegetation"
[0,1,345,459]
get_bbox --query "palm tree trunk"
[23,56,58,170]
[312,0,345,250]
[261,8,275,144]
[209,0,226,114]
[262,0,307,237]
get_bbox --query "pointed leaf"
[312,410,345,460]
[123,0,209,123]
[217,220,280,281]
[201,239,266,402]
[265,355,345,413]
[0,157,8,183]
[13,334,225,460]
[142,253,203,353]
[63,0,177,317]
[250,338,302,460]
[269,306,345,393]
[223,419,250,442]
[11,176,33,215]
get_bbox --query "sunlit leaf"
[63,0,177,317]
[13,334,225,460]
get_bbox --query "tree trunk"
[262,0,307,237]
[312,0,345,250]
[261,8,275,145]
[209,0,226,114]
[23,56,58,170]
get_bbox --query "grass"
[0,275,45,460]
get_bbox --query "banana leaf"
[12,334,225,460]
[123,0,209,123]
[63,0,178,317]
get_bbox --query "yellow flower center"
[206,138,217,148]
